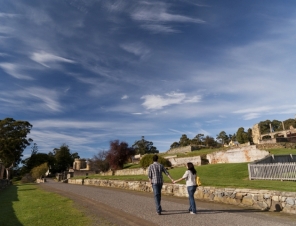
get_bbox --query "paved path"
[40,179,296,226]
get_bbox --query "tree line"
[1,117,295,180]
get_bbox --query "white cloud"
[132,7,204,23]
[121,95,129,99]
[30,51,75,67]
[233,106,272,114]
[140,24,178,33]
[120,42,150,58]
[141,92,201,110]
[17,87,62,112]
[131,2,204,33]
[0,13,19,18]
[0,63,33,80]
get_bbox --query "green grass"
[268,148,296,155]
[75,162,296,192]
[0,183,92,226]
[161,148,221,158]
[74,148,296,192]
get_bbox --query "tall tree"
[170,141,180,149]
[89,150,109,172]
[52,144,79,172]
[132,136,159,155]
[193,134,204,145]
[106,140,135,170]
[283,118,296,130]
[0,118,33,179]
[236,127,250,144]
[203,136,217,147]
[179,134,191,147]
[216,131,229,145]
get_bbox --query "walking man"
[148,154,174,215]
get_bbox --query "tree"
[139,154,171,168]
[89,150,109,172]
[191,134,204,146]
[31,162,48,180]
[236,127,250,144]
[216,131,229,145]
[132,136,159,155]
[0,118,33,179]
[283,118,296,130]
[106,140,135,170]
[259,120,272,134]
[179,134,190,147]
[21,143,54,175]
[203,136,217,147]
[51,144,79,172]
[170,141,180,149]
[247,128,253,143]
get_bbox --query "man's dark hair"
[153,154,158,162]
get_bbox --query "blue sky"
[1,0,296,159]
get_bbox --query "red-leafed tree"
[106,140,135,170]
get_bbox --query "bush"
[140,154,171,168]
[31,163,48,180]
[21,173,34,183]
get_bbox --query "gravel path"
[40,179,296,226]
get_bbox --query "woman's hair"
[187,162,196,175]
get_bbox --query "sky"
[1,0,296,160]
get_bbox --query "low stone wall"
[256,143,296,150]
[114,168,148,176]
[206,145,269,164]
[166,146,199,154]
[167,156,201,167]
[68,178,296,214]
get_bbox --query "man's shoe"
[190,212,196,214]
[157,212,161,215]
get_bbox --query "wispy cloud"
[141,92,201,110]
[0,13,19,18]
[140,24,178,33]
[121,95,129,99]
[132,6,204,23]
[120,42,150,59]
[16,87,62,112]
[131,2,204,33]
[30,51,75,68]
[0,63,33,80]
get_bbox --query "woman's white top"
[182,170,196,187]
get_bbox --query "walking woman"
[173,162,197,214]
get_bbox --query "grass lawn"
[77,148,296,193]
[0,183,92,226]
[85,163,296,192]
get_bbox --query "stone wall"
[167,156,201,167]
[114,168,148,176]
[166,146,199,154]
[206,145,269,164]
[68,178,296,214]
[256,143,296,150]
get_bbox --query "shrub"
[140,154,171,168]
[31,163,48,180]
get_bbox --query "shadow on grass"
[0,184,23,226]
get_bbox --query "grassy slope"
[0,183,92,226]
[81,148,296,192]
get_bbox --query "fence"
[248,154,296,181]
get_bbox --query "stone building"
[73,158,91,170]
